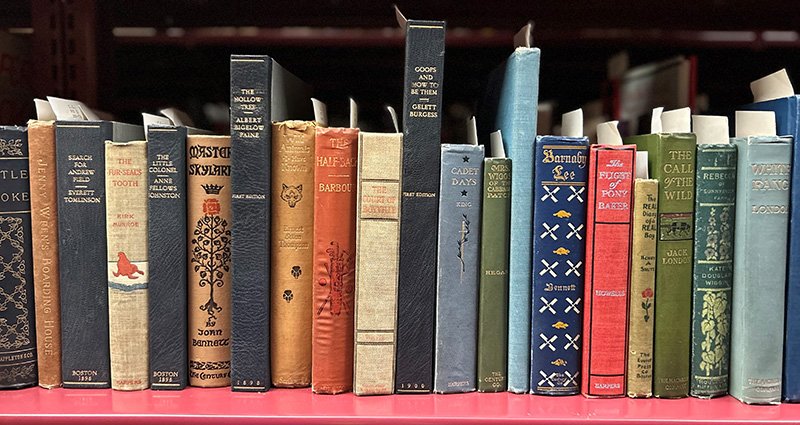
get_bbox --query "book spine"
[396,18,445,394]
[353,132,403,396]
[270,121,315,388]
[496,48,540,393]
[105,140,148,391]
[530,136,589,395]
[187,135,232,388]
[730,136,791,405]
[230,54,272,392]
[147,126,188,390]
[581,145,635,397]
[28,121,61,389]
[312,127,358,394]
[56,121,111,389]
[783,98,800,402]
[433,144,484,394]
[626,178,658,398]
[477,157,511,392]
[690,144,737,398]
[0,127,36,389]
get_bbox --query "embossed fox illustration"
[113,251,144,279]
[280,183,303,208]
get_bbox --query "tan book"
[353,131,402,396]
[187,135,232,387]
[627,178,658,397]
[27,120,62,389]
[105,140,149,390]
[270,121,315,387]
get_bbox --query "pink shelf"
[2,387,800,424]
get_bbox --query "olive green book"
[626,133,696,398]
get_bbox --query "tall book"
[729,111,791,405]
[433,143,484,394]
[0,126,36,389]
[187,135,232,388]
[395,10,446,394]
[28,113,62,389]
[741,69,800,401]
[627,164,658,398]
[147,125,191,390]
[55,110,143,388]
[689,116,737,398]
[491,32,540,394]
[626,131,696,398]
[312,126,358,394]
[271,121,316,387]
[353,131,403,396]
[582,124,635,397]
[530,135,589,395]
[105,140,148,391]
[477,134,511,393]
[229,55,311,392]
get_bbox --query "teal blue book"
[730,135,791,404]
[493,46,541,393]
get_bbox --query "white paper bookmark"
[751,69,795,102]
[692,115,729,145]
[597,120,623,146]
[466,116,478,146]
[311,98,328,128]
[636,151,649,179]
[662,107,691,133]
[561,108,583,138]
[490,130,505,158]
[735,111,777,138]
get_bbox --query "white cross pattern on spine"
[566,223,584,240]
[540,223,560,240]
[564,370,579,386]
[565,297,581,314]
[542,185,560,203]
[565,260,582,277]
[538,370,557,387]
[539,297,557,314]
[568,186,585,202]
[538,333,558,351]
[564,333,580,350]
[539,259,559,277]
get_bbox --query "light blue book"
[493,46,541,394]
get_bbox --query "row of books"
[1,13,799,405]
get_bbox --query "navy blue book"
[743,95,800,401]
[529,136,589,395]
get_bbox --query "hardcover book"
[433,143,484,394]
[582,140,636,397]
[229,55,312,392]
[55,116,143,389]
[271,121,316,387]
[395,10,446,394]
[147,125,191,390]
[627,170,658,398]
[187,135,232,388]
[0,126,36,389]
[729,112,791,405]
[105,140,149,391]
[626,131,696,398]
[530,136,589,395]
[689,116,737,398]
[312,126,358,394]
[28,115,62,389]
[353,131,403,396]
[477,137,511,393]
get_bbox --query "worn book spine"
[0,127,36,389]
[28,120,61,389]
[477,157,511,392]
[230,54,272,392]
[56,121,112,388]
[187,135,232,388]
[433,144,484,394]
[105,140,148,391]
[495,47,541,393]
[271,121,315,387]
[730,136,791,405]
[626,179,658,398]
[396,18,445,394]
[353,131,402,396]
[690,144,737,398]
[629,133,696,398]
[581,145,635,397]
[530,136,589,395]
[312,127,358,394]
[147,126,188,390]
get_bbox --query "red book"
[581,145,635,397]
[312,126,359,394]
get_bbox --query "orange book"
[312,126,358,394]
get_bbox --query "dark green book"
[690,143,736,398]
[477,156,511,392]
[626,132,696,398]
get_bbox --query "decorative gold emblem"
[553,210,571,218]
[551,358,567,367]
[553,247,570,255]
[552,321,569,329]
